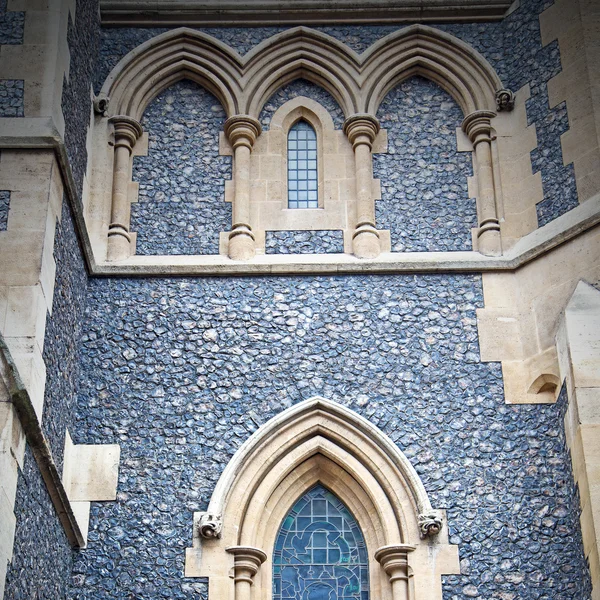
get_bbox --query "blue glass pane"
[273,485,369,600]
[288,120,318,209]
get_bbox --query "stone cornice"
[99,0,514,26]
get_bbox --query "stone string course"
[131,80,231,256]
[0,189,9,230]
[0,79,24,117]
[0,0,24,45]
[61,0,100,200]
[70,274,591,600]
[265,230,344,254]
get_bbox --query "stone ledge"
[92,192,600,276]
[99,0,514,26]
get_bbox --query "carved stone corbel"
[197,512,223,539]
[418,512,443,538]
[495,88,515,112]
[93,93,110,116]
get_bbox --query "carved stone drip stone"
[495,88,515,112]
[197,512,223,539]
[418,512,443,538]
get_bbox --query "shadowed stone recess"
[131,80,231,255]
[374,77,476,252]
[0,0,24,45]
[41,198,88,473]
[71,274,590,600]
[62,0,100,200]
[0,79,24,117]
[0,189,9,230]
[265,230,344,254]
[259,78,345,131]
[4,446,73,599]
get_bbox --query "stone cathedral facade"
[0,0,599,598]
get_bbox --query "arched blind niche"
[288,120,318,209]
[273,484,370,600]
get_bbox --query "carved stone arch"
[241,27,362,118]
[361,24,503,116]
[185,397,459,600]
[100,27,244,119]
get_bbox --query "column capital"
[108,115,143,151]
[343,114,380,149]
[224,115,262,149]
[226,546,267,584]
[375,544,416,581]
[461,110,496,147]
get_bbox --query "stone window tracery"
[273,484,370,600]
[287,119,319,209]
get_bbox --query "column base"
[477,220,502,257]
[352,223,381,259]
[107,226,132,261]
[229,225,256,261]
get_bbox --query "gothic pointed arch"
[100,27,244,120]
[360,24,503,116]
[185,397,459,600]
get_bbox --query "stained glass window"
[288,120,318,209]
[273,485,369,600]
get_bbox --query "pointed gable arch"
[360,25,503,116]
[100,28,244,120]
[185,397,459,600]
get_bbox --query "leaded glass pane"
[273,484,370,600]
[288,120,318,209]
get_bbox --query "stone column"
[226,546,267,600]
[461,110,502,257]
[107,116,143,262]
[224,115,262,261]
[375,544,416,600]
[343,114,382,259]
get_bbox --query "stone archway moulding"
[93,24,513,263]
[184,397,459,600]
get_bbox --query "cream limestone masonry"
[62,431,121,546]
[0,0,75,138]
[185,398,459,600]
[218,97,389,256]
[540,0,600,204]
[556,282,600,599]
[91,25,510,261]
[477,210,600,404]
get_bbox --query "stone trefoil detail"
[224,115,262,261]
[461,110,502,257]
[107,115,144,261]
[197,512,223,539]
[418,512,443,538]
[343,114,382,259]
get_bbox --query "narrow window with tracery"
[288,120,318,209]
[273,484,369,600]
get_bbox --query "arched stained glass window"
[273,484,369,600]
[288,120,318,209]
